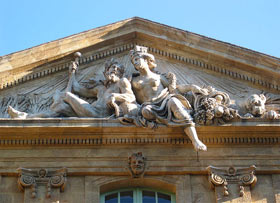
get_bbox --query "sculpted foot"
[184,126,207,152]
[7,106,28,119]
[193,139,207,152]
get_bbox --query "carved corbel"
[127,152,146,178]
[207,165,257,201]
[17,168,67,198]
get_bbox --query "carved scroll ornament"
[17,168,67,198]
[207,165,257,197]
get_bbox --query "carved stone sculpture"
[8,54,138,120]
[129,46,207,151]
[245,94,267,117]
[8,46,280,153]
[207,165,257,198]
[244,94,280,119]
[193,86,240,125]
[17,168,67,198]
[128,152,146,178]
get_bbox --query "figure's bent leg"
[8,106,58,118]
[141,105,156,120]
[8,106,28,118]
[169,97,192,120]
[184,126,207,151]
[64,92,99,117]
[168,97,207,151]
[50,90,76,117]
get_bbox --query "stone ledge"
[0,118,279,147]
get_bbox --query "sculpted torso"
[93,83,120,110]
[132,73,165,104]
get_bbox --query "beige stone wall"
[0,177,23,203]
[0,125,280,203]
[2,174,280,203]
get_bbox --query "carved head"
[130,46,157,70]
[104,58,124,82]
[128,152,146,177]
[245,94,266,117]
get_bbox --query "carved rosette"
[17,168,67,198]
[207,165,257,197]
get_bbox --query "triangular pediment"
[0,17,280,121]
[1,17,280,90]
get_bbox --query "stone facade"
[0,17,280,203]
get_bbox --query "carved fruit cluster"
[194,98,238,125]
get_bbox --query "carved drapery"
[17,168,67,198]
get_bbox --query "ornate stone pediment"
[0,17,279,153]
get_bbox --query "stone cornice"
[0,118,279,148]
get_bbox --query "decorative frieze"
[0,135,277,147]
[17,168,67,198]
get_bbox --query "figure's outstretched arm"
[177,84,208,95]
[160,72,177,93]
[66,52,100,98]
[71,76,100,98]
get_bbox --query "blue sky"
[1,0,280,58]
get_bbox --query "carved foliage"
[207,165,257,197]
[17,168,67,198]
[128,152,146,178]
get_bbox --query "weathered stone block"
[191,175,216,203]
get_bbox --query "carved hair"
[104,58,125,77]
[128,152,146,178]
[245,94,267,116]
[130,46,157,69]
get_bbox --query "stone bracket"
[17,167,67,198]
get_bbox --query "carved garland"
[17,168,67,198]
